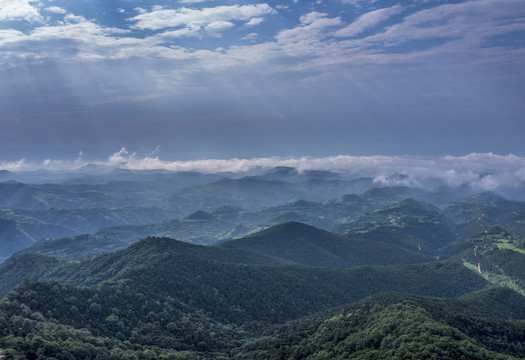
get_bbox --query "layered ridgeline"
[0,224,496,359]
[9,196,446,261]
[3,168,525,264]
[0,222,462,293]
[0,207,177,261]
[12,210,245,261]
[0,165,490,261]
[0,167,370,260]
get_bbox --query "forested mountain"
[219,222,434,268]
[0,168,524,359]
[0,235,490,358]
[335,199,457,254]
[443,191,525,225]
[0,206,177,261]
[0,206,175,235]
[235,288,525,359]
[445,227,525,294]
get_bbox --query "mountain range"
[0,166,524,359]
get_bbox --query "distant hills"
[6,189,525,265]
[443,191,525,225]
[336,198,457,253]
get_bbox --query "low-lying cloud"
[2,149,525,191]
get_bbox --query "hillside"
[218,222,434,268]
[0,218,36,261]
[336,199,457,253]
[0,183,523,359]
[443,192,525,225]
[0,234,490,358]
[446,227,525,294]
[14,209,253,261]
[0,252,62,292]
[0,206,176,235]
[234,288,525,359]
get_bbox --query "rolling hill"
[336,198,458,253]
[218,222,434,268]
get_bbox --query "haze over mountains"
[0,164,524,358]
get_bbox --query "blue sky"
[0,0,524,162]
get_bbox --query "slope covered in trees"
[234,288,525,360]
[0,236,489,356]
[218,222,434,268]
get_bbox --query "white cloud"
[0,0,523,76]
[107,147,130,165]
[152,27,202,39]
[276,12,342,56]
[129,4,275,31]
[363,0,525,46]
[45,6,66,14]
[180,0,208,3]
[205,20,235,35]
[334,4,403,37]
[341,0,379,6]
[245,17,264,26]
[272,0,525,70]
[0,0,43,22]
[0,158,27,172]
[116,152,525,191]
[242,32,258,41]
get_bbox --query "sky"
[0,0,524,162]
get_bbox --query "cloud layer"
[2,150,525,191]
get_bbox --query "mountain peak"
[382,198,439,216]
[186,210,216,221]
[470,191,510,204]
